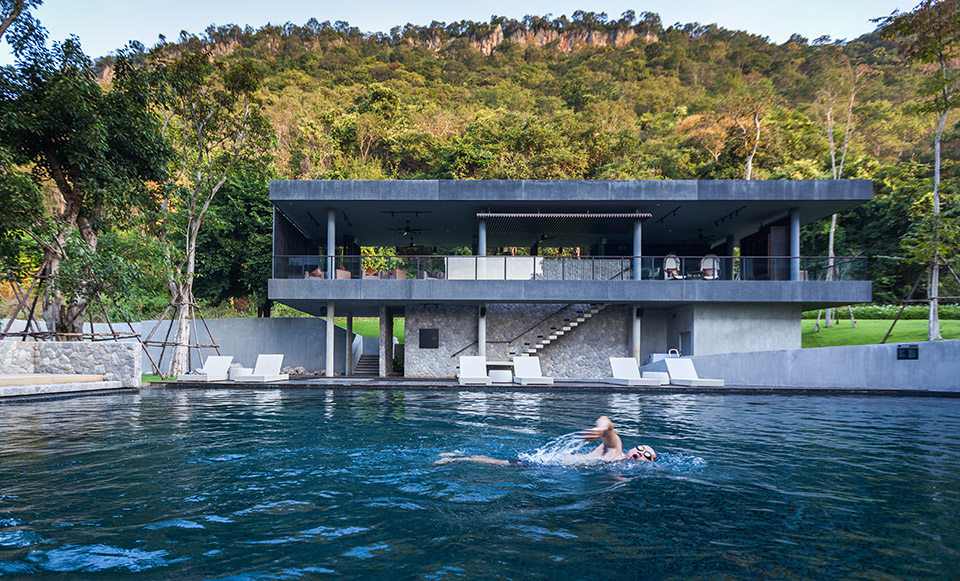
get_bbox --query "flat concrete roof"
[271,180,872,247]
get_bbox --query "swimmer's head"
[625,445,657,462]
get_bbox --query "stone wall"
[404,303,632,379]
[404,305,477,378]
[0,341,142,388]
[0,342,33,373]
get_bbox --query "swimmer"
[435,415,658,466]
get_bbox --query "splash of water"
[517,432,598,466]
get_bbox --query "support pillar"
[327,208,336,279]
[789,208,801,281]
[379,306,394,377]
[632,217,643,280]
[631,306,643,363]
[478,304,487,358]
[478,219,487,256]
[346,314,353,376]
[325,301,335,377]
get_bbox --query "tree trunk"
[169,223,199,376]
[929,109,947,341]
[825,213,837,328]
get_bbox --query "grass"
[802,319,960,348]
[334,317,404,343]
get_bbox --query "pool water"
[1,388,959,579]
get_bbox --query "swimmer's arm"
[579,416,623,457]
[434,455,512,466]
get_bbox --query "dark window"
[419,329,439,349]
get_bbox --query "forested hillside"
[4,7,959,325]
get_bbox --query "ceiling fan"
[390,220,429,237]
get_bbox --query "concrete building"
[268,180,872,379]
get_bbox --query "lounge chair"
[664,254,684,279]
[235,354,289,383]
[458,356,492,385]
[664,358,724,387]
[700,254,720,280]
[604,357,662,386]
[641,371,670,386]
[178,355,233,382]
[513,356,553,385]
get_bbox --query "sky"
[1,0,917,66]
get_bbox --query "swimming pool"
[0,388,958,578]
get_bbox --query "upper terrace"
[269,180,873,314]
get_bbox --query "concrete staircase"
[352,354,379,376]
[516,304,608,357]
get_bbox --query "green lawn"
[802,319,960,348]
[335,317,404,342]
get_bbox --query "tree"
[811,60,871,329]
[724,77,776,179]
[0,27,169,337]
[879,0,960,340]
[0,0,40,41]
[150,42,267,375]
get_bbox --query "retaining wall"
[640,341,960,391]
[0,341,141,388]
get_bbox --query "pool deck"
[163,376,960,397]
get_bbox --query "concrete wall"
[3,318,356,376]
[641,341,960,390]
[692,304,801,355]
[142,317,350,375]
[0,342,141,387]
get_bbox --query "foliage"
[0,21,169,334]
[803,304,960,319]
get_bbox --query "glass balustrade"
[272,255,869,282]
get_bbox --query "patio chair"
[700,254,720,280]
[235,354,289,383]
[604,357,662,386]
[177,355,233,382]
[512,356,554,385]
[458,356,492,385]
[664,358,724,387]
[664,254,684,280]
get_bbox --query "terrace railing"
[274,255,868,282]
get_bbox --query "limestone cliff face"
[466,26,656,55]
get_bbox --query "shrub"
[802,304,960,320]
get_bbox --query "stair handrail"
[450,303,581,358]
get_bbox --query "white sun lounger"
[604,357,662,386]
[178,355,233,382]
[513,356,553,385]
[641,371,670,386]
[664,358,724,387]
[235,354,289,383]
[458,356,492,385]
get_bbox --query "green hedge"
[802,304,960,320]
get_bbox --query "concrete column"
[325,301,335,377]
[789,208,801,281]
[346,314,353,375]
[477,304,487,358]
[379,306,394,377]
[326,209,336,279]
[631,306,643,363]
[478,219,487,257]
[632,217,642,280]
